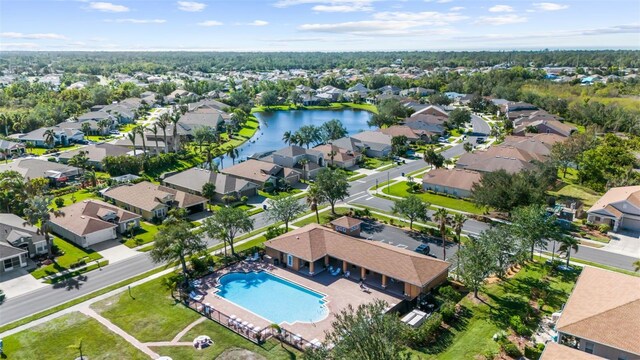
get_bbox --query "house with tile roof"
[270,146,325,179]
[539,342,604,360]
[422,168,482,199]
[0,158,80,185]
[313,143,360,169]
[586,185,640,232]
[351,131,393,158]
[553,267,640,359]
[221,159,301,187]
[264,223,450,299]
[0,213,47,273]
[48,200,141,248]
[58,143,137,170]
[162,168,259,202]
[455,145,544,174]
[103,181,207,221]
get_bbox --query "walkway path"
[80,307,159,359]
[143,317,207,347]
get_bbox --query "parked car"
[109,130,120,135]
[476,138,485,144]
[415,244,431,255]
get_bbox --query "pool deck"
[192,260,403,343]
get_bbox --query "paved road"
[543,240,638,271]
[440,115,490,159]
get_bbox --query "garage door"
[621,217,640,231]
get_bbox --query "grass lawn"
[152,320,299,360]
[27,144,82,156]
[382,182,485,214]
[361,157,392,170]
[122,221,159,248]
[30,237,103,279]
[415,261,579,359]
[52,189,100,209]
[85,135,114,142]
[549,184,601,208]
[119,123,136,133]
[91,274,201,342]
[237,118,260,138]
[2,312,149,360]
[348,173,367,181]
[258,188,302,199]
[292,207,350,227]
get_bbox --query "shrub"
[509,315,532,336]
[525,344,544,360]
[502,342,522,358]
[54,197,65,208]
[440,301,457,323]
[265,226,286,240]
[598,223,611,234]
[69,259,86,269]
[408,312,442,348]
[437,285,462,303]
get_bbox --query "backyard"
[380,181,485,214]
[1,312,149,360]
[30,236,104,279]
[90,272,299,359]
[414,261,579,359]
[548,168,602,208]
[121,221,160,248]
[52,188,100,209]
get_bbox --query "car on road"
[476,138,485,144]
[415,244,431,255]
[109,130,120,135]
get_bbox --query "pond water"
[216,109,373,168]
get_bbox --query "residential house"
[77,111,116,128]
[165,89,195,104]
[13,126,84,148]
[103,181,207,221]
[455,145,544,174]
[58,143,137,171]
[187,99,229,112]
[270,146,325,179]
[48,200,141,248]
[57,120,105,136]
[411,105,449,119]
[100,104,136,124]
[221,159,301,187]
[313,143,360,169]
[377,85,401,95]
[503,102,539,120]
[0,139,25,159]
[400,87,435,97]
[351,131,393,158]
[513,119,577,138]
[539,343,604,360]
[264,224,450,299]
[0,213,47,273]
[553,267,640,360]
[316,85,344,102]
[331,137,368,157]
[422,168,482,198]
[501,133,566,157]
[162,168,259,202]
[586,186,640,232]
[379,125,424,143]
[0,158,80,185]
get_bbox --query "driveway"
[360,220,458,262]
[91,239,140,264]
[604,232,640,257]
[0,266,47,299]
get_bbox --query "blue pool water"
[216,271,328,324]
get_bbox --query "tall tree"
[226,147,239,165]
[266,195,306,231]
[150,219,206,284]
[305,300,409,360]
[170,107,181,152]
[81,122,92,137]
[202,206,253,257]
[126,131,137,156]
[458,236,494,299]
[306,184,324,224]
[315,168,350,215]
[68,150,89,174]
[433,208,449,261]
[201,182,217,209]
[391,195,429,230]
[134,125,147,156]
[24,195,64,258]
[43,128,56,148]
[150,123,160,153]
[423,148,444,169]
[557,235,579,266]
[157,113,169,153]
[451,213,467,258]
[320,119,348,142]
[511,204,562,260]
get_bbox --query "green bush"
[54,197,65,208]
[440,301,457,323]
[598,223,611,234]
[437,285,462,303]
[265,226,286,240]
[502,342,522,358]
[408,312,442,348]
[509,315,532,337]
[525,344,544,360]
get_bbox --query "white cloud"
[89,2,129,12]
[449,6,464,11]
[177,1,207,12]
[0,32,67,40]
[0,42,38,49]
[455,24,640,42]
[105,19,166,24]
[274,0,373,12]
[532,2,569,11]
[373,11,468,25]
[475,14,527,25]
[248,20,269,26]
[312,4,373,12]
[197,20,224,27]
[489,5,514,12]
[436,0,453,3]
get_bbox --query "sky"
[0,0,639,51]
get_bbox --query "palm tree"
[43,129,56,148]
[297,158,309,181]
[282,131,293,145]
[134,125,147,156]
[24,195,64,259]
[157,114,169,153]
[558,236,579,266]
[81,122,92,137]
[97,119,111,136]
[170,107,181,152]
[127,131,137,156]
[433,208,449,261]
[0,148,10,164]
[328,149,337,167]
[204,144,219,171]
[0,113,9,136]
[306,185,323,224]
[150,123,159,154]
[451,213,466,273]
[68,150,89,174]
[83,170,98,187]
[226,147,239,165]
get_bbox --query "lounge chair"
[189,291,203,302]
[343,271,350,278]
[328,266,334,272]
[251,252,260,261]
[401,312,416,324]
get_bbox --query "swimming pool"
[216,271,328,324]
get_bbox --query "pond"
[217,109,373,168]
